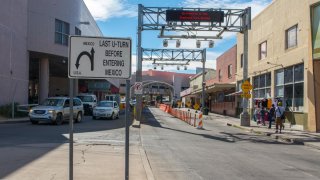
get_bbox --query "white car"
[29,97,84,125]
[92,101,120,120]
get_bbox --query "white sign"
[68,36,131,79]
[134,82,143,95]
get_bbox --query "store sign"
[166,10,224,23]
[68,36,131,79]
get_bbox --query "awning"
[192,83,236,95]
[225,90,243,96]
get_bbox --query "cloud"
[83,0,136,21]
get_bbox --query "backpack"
[277,107,285,120]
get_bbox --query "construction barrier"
[158,104,204,129]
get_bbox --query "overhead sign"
[166,10,224,23]
[241,80,252,93]
[134,82,143,95]
[68,36,131,79]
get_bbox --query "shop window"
[75,27,81,35]
[275,63,304,111]
[253,72,271,98]
[286,24,297,49]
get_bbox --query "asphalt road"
[0,115,139,179]
[141,108,320,180]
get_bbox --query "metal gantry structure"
[136,4,251,127]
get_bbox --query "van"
[77,93,97,115]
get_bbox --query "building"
[236,0,320,132]
[0,0,103,106]
[120,70,193,104]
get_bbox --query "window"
[286,25,297,49]
[240,54,243,68]
[75,27,81,35]
[228,64,232,78]
[253,73,271,98]
[218,69,222,81]
[120,84,126,87]
[275,63,304,111]
[259,41,267,60]
[55,19,70,46]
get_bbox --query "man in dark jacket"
[268,104,275,129]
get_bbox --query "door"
[63,99,70,119]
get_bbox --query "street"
[141,108,320,180]
[1,108,320,180]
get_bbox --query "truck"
[77,93,97,115]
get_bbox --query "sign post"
[68,36,131,180]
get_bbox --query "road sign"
[241,80,252,93]
[241,93,251,99]
[194,103,200,110]
[68,36,131,79]
[134,82,143,95]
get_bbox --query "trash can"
[203,107,209,115]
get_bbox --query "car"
[92,101,120,120]
[29,97,84,125]
[76,93,97,115]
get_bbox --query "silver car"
[93,101,120,120]
[29,97,84,125]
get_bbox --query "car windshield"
[98,101,113,107]
[41,99,64,106]
[77,96,93,102]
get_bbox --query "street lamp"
[176,39,181,48]
[163,39,168,47]
[196,40,201,48]
[208,40,214,48]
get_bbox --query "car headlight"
[48,110,56,115]
[29,109,33,113]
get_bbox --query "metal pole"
[136,4,143,122]
[201,49,206,113]
[125,79,130,180]
[69,79,74,180]
[240,7,251,126]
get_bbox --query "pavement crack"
[81,144,93,163]
[50,173,56,180]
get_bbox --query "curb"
[0,119,29,124]
[139,146,155,180]
[132,119,141,128]
[230,123,320,149]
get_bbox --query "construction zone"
[158,104,204,129]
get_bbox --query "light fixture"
[177,66,180,70]
[184,66,187,70]
[161,65,164,70]
[208,40,214,48]
[176,39,181,48]
[153,64,157,70]
[163,39,168,47]
[196,40,201,48]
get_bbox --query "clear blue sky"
[84,0,272,74]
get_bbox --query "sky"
[83,0,272,74]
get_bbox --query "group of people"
[253,102,285,133]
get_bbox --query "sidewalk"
[178,108,320,150]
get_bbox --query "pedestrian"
[275,102,285,133]
[253,106,258,122]
[268,104,275,129]
[260,107,266,126]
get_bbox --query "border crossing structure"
[137,4,251,126]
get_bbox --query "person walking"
[260,107,266,126]
[268,104,275,129]
[275,102,285,133]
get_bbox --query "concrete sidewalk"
[0,116,29,124]
[3,143,152,180]
[178,108,320,150]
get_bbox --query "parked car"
[77,93,97,115]
[29,97,84,125]
[92,101,119,120]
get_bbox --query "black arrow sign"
[75,47,95,71]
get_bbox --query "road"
[140,108,320,180]
[0,115,140,179]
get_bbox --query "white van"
[77,93,97,115]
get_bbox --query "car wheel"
[55,113,63,125]
[116,112,119,119]
[111,112,116,120]
[76,112,82,123]
[30,120,38,124]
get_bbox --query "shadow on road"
[0,115,133,178]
